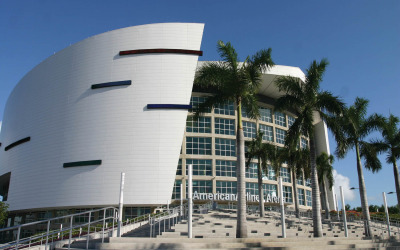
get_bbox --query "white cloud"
[0,121,2,131]
[333,170,356,203]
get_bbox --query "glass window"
[267,165,277,181]
[280,167,291,183]
[306,190,312,206]
[264,184,278,197]
[283,186,293,203]
[216,181,237,194]
[275,128,286,144]
[124,207,151,220]
[186,137,212,155]
[259,107,272,123]
[176,159,182,175]
[214,101,235,116]
[301,138,308,149]
[246,182,259,195]
[189,96,211,113]
[215,118,235,136]
[243,121,256,138]
[298,188,305,205]
[186,159,212,176]
[288,115,295,128]
[216,160,236,177]
[241,106,248,118]
[259,124,273,142]
[172,180,182,200]
[215,138,236,157]
[305,178,311,187]
[245,162,258,179]
[297,174,304,185]
[186,116,211,133]
[274,111,287,127]
[187,180,212,196]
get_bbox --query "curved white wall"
[0,23,204,211]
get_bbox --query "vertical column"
[117,172,125,237]
[188,164,193,238]
[340,186,348,237]
[383,192,391,237]
[279,177,286,238]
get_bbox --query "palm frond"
[360,142,382,173]
[217,41,238,71]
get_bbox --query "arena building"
[0,23,335,225]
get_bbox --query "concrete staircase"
[59,209,400,249]
[95,237,400,249]
[155,209,371,239]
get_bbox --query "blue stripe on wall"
[91,80,131,89]
[147,104,192,109]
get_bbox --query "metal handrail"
[149,206,183,238]
[0,207,119,250]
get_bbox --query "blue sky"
[0,0,399,208]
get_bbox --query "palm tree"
[332,97,384,237]
[279,143,310,218]
[316,152,334,220]
[246,130,280,218]
[370,114,400,210]
[275,59,344,237]
[194,41,274,238]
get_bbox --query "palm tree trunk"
[355,142,372,237]
[310,135,323,237]
[321,180,330,220]
[236,100,248,238]
[292,168,300,218]
[257,157,265,218]
[392,161,400,212]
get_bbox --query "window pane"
[274,111,287,127]
[214,101,235,116]
[259,124,273,142]
[259,107,272,123]
[288,115,295,128]
[275,128,286,144]
[215,118,235,135]
[243,121,256,138]
[186,137,212,155]
[280,167,291,183]
[186,116,211,133]
[246,182,258,195]
[172,180,182,199]
[298,188,305,205]
[306,190,312,206]
[186,180,212,196]
[283,186,293,203]
[176,159,182,175]
[216,181,237,194]
[216,160,236,177]
[189,96,211,113]
[186,159,212,176]
[215,138,236,157]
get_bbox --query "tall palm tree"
[275,59,344,237]
[279,143,310,218]
[316,152,334,220]
[194,41,274,238]
[332,97,384,237]
[246,130,280,218]
[370,114,400,210]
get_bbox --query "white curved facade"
[0,23,205,211]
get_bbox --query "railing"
[0,207,118,250]
[149,206,183,238]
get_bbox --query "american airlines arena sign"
[192,191,286,203]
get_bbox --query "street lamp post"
[340,186,348,237]
[382,192,391,237]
